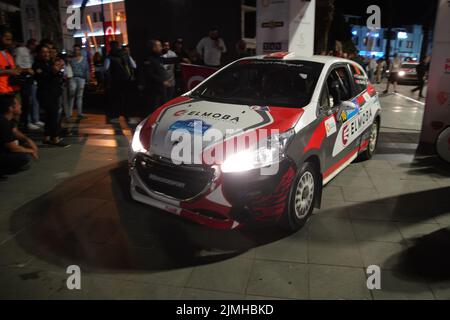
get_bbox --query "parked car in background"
[397,62,420,85]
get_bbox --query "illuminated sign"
[397,32,408,39]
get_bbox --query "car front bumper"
[129,153,297,229]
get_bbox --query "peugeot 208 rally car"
[129,53,381,231]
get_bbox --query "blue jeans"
[68,77,86,117]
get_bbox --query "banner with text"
[21,0,41,41]
[256,0,315,56]
[419,0,450,161]
[181,64,218,92]
[59,0,75,52]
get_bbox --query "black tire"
[358,119,380,161]
[280,162,318,231]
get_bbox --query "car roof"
[240,52,354,66]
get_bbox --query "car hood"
[147,98,304,162]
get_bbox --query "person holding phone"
[196,28,227,67]
[33,45,69,148]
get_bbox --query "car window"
[319,85,331,114]
[326,66,351,105]
[191,59,324,109]
[349,63,368,96]
[333,66,352,101]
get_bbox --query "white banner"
[59,0,76,52]
[288,0,315,56]
[419,0,450,161]
[21,0,41,41]
[256,0,315,56]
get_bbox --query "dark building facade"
[125,0,243,63]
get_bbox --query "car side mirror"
[336,101,359,122]
[338,100,358,111]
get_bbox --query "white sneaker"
[27,123,41,131]
[34,121,45,127]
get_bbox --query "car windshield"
[191,59,324,108]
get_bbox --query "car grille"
[134,154,216,201]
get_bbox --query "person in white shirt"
[15,39,42,131]
[196,28,226,67]
[161,41,178,100]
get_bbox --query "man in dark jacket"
[104,41,135,123]
[139,40,171,114]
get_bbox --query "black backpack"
[108,52,134,83]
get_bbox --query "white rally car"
[129,53,381,231]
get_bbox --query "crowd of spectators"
[1,23,430,177]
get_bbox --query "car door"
[318,64,361,183]
[345,62,376,150]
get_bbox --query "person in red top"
[0,27,22,95]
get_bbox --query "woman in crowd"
[93,52,105,90]
[384,54,401,94]
[33,45,68,147]
[68,44,90,120]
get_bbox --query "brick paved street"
[1,84,450,300]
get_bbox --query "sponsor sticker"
[263,42,282,52]
[173,110,187,117]
[250,105,270,112]
[174,110,241,123]
[168,119,211,135]
[341,107,374,147]
[325,116,337,137]
[262,20,284,29]
[346,108,359,121]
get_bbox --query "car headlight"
[221,129,294,173]
[131,121,148,153]
[398,71,406,77]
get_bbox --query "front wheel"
[359,120,379,161]
[280,162,318,231]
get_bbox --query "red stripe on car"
[323,147,359,179]
[360,139,369,150]
[303,117,329,153]
[367,84,376,97]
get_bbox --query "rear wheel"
[280,162,318,231]
[359,120,379,161]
